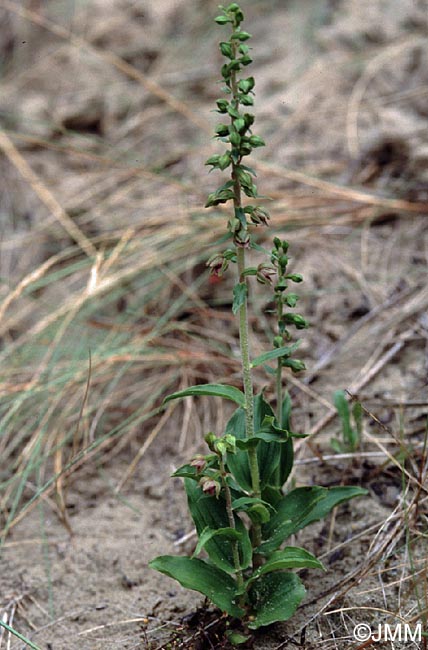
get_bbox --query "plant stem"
[230,31,262,554]
[276,294,284,425]
[219,456,244,591]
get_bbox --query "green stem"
[276,292,284,425]
[230,27,262,556]
[219,456,244,591]
[276,361,282,425]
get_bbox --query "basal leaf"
[149,556,244,618]
[247,547,324,587]
[248,572,305,628]
[164,384,245,407]
[259,486,367,555]
[259,487,326,555]
[293,485,368,531]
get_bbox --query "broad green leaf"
[295,486,368,530]
[224,405,252,492]
[164,384,245,408]
[247,547,324,586]
[235,432,289,449]
[260,486,367,555]
[259,487,327,555]
[193,526,243,558]
[232,282,247,314]
[185,479,252,572]
[149,556,244,618]
[225,394,281,491]
[248,572,305,628]
[250,342,301,368]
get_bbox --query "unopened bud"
[256,264,276,285]
[207,253,229,277]
[204,432,217,450]
[282,358,306,373]
[200,477,221,498]
[250,207,270,226]
[190,456,206,474]
[234,230,250,248]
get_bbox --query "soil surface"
[1,1,427,649]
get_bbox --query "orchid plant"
[150,3,366,635]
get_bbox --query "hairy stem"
[276,294,284,425]
[230,29,262,554]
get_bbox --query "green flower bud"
[218,152,232,170]
[284,293,299,308]
[286,273,303,283]
[215,123,229,137]
[282,358,306,373]
[214,15,231,25]
[273,335,283,348]
[231,31,252,41]
[239,94,254,106]
[239,142,252,155]
[233,117,246,133]
[229,131,241,146]
[239,54,252,66]
[204,432,217,450]
[279,255,289,269]
[227,105,241,119]
[283,313,308,330]
[219,41,233,58]
[216,99,229,113]
[205,154,221,168]
[248,135,265,147]
[238,77,255,94]
[275,278,288,292]
[243,113,255,128]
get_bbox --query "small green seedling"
[331,390,363,454]
[150,3,367,634]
